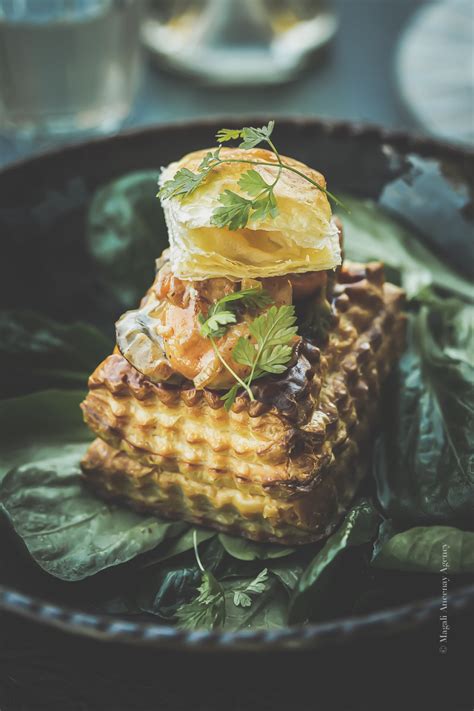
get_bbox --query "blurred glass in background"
[142,0,337,84]
[0,0,143,137]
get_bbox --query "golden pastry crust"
[163,147,331,219]
[81,261,406,543]
[82,436,369,544]
[159,147,341,280]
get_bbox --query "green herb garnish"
[175,530,226,631]
[198,288,297,409]
[158,121,344,229]
[158,147,222,200]
[233,568,269,608]
[198,287,273,339]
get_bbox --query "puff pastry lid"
[159,147,341,280]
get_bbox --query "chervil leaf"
[197,286,287,410]
[239,122,275,149]
[258,343,293,374]
[175,570,226,630]
[238,169,270,196]
[248,305,298,348]
[212,287,272,312]
[221,383,240,411]
[251,191,278,222]
[211,190,252,230]
[225,304,297,404]
[263,120,275,138]
[245,568,269,594]
[233,569,269,608]
[198,147,222,171]
[160,121,345,219]
[159,168,207,200]
[199,288,273,340]
[212,189,279,229]
[240,289,273,310]
[207,311,236,332]
[199,310,236,338]
[233,337,256,367]
[233,590,252,607]
[216,128,242,143]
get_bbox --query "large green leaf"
[289,501,381,623]
[218,533,295,561]
[0,310,111,398]
[220,576,288,631]
[0,390,90,482]
[374,294,474,528]
[341,199,474,300]
[86,171,168,309]
[0,450,187,581]
[372,526,474,573]
[138,527,215,569]
[267,560,305,592]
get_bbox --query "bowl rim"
[0,116,473,649]
[1,581,473,651]
[0,114,473,181]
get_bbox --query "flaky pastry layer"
[160,147,341,280]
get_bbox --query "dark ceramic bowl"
[0,118,473,650]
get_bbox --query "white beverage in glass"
[0,0,142,137]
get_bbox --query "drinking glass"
[143,0,337,85]
[0,0,143,138]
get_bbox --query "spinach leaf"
[0,310,111,397]
[138,527,215,569]
[341,198,474,300]
[218,533,294,561]
[289,500,381,623]
[135,561,203,619]
[267,561,305,592]
[0,450,187,581]
[86,172,168,309]
[221,575,288,631]
[0,390,91,482]
[372,525,474,573]
[374,294,474,528]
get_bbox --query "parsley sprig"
[159,146,222,200]
[198,287,298,410]
[223,304,298,409]
[233,569,269,608]
[175,532,271,630]
[158,121,344,229]
[198,286,272,338]
[175,531,226,631]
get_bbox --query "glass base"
[0,102,132,141]
[142,10,338,86]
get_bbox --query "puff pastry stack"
[81,146,405,544]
